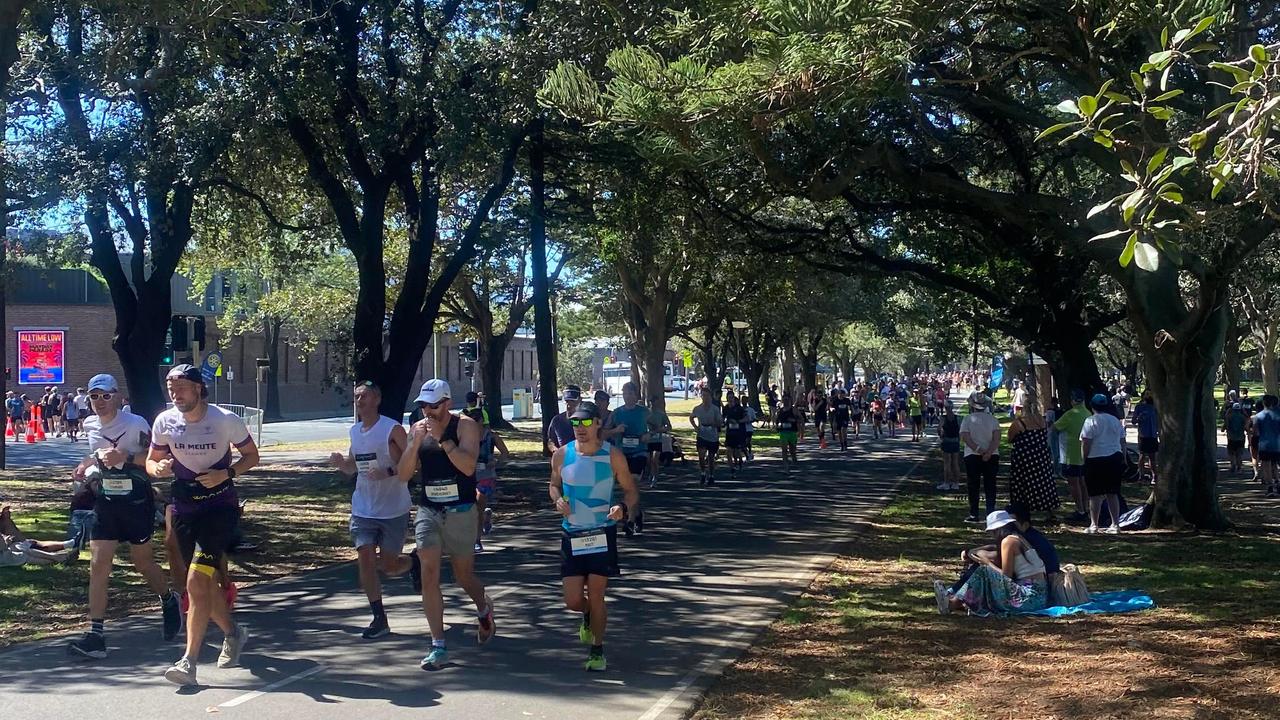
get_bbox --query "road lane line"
[636,452,928,720]
[218,663,326,708]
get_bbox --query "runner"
[723,393,747,478]
[1225,402,1247,475]
[549,400,640,672]
[149,365,259,687]
[1256,395,1280,497]
[67,374,181,659]
[690,387,723,485]
[328,380,417,639]
[645,404,672,489]
[886,396,899,438]
[871,396,885,439]
[831,388,851,451]
[396,379,495,670]
[811,390,828,448]
[775,393,800,473]
[464,406,510,550]
[604,382,649,534]
[909,389,924,442]
[850,389,864,438]
[546,385,583,452]
[64,389,82,441]
[743,400,758,462]
[937,401,962,491]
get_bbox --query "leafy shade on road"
[693,478,1280,720]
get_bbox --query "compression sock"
[370,599,386,619]
[90,618,104,636]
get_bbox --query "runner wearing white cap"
[396,378,495,670]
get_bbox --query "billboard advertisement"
[17,329,66,385]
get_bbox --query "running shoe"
[408,551,422,592]
[932,580,951,615]
[578,621,593,645]
[1086,525,1099,534]
[963,515,979,523]
[67,631,107,660]
[482,508,493,536]
[164,656,197,687]
[216,623,249,668]
[421,646,448,670]
[584,650,606,672]
[362,615,390,640]
[936,482,949,491]
[162,592,182,641]
[474,540,484,553]
[1104,525,1120,535]
[476,596,496,645]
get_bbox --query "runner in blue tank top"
[549,400,639,672]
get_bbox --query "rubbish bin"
[512,388,529,419]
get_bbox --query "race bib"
[779,422,794,430]
[424,482,460,503]
[727,422,739,429]
[101,476,133,497]
[475,462,487,471]
[622,437,640,448]
[570,530,609,556]
[354,453,379,475]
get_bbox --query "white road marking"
[636,452,928,720]
[217,664,326,708]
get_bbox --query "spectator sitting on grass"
[1,505,77,566]
[933,509,1049,617]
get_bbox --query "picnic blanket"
[1028,590,1155,617]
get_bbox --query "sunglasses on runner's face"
[418,400,446,410]
[569,418,594,427]
[89,392,115,401]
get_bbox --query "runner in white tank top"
[328,381,415,639]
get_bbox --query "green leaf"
[1207,101,1235,118]
[1159,191,1184,203]
[1119,233,1137,267]
[1092,133,1114,148]
[1148,50,1174,67]
[1209,62,1250,82]
[1089,228,1130,243]
[1160,65,1173,91]
[1133,241,1160,271]
[1131,72,1145,93]
[1120,159,1136,175]
[1186,16,1215,42]
[1160,27,1169,47]
[1078,95,1098,117]
[1212,178,1226,199]
[1103,91,1133,103]
[1172,28,1190,46]
[1170,156,1196,172]
[1147,147,1169,175]
[1055,99,1079,115]
[1153,89,1183,102]
[1148,106,1173,121]
[1087,197,1118,218]
[1250,44,1267,63]
[1097,79,1114,98]
[1035,122,1077,141]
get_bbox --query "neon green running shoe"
[584,651,606,672]
[578,622,593,645]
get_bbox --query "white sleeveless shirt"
[349,415,411,519]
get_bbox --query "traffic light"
[464,362,475,378]
[170,315,188,352]
[458,340,478,362]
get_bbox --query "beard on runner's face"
[167,380,202,412]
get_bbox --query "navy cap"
[166,364,204,385]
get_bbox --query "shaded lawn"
[693,471,1280,720]
[0,460,554,648]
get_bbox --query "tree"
[27,1,251,420]
[257,0,534,417]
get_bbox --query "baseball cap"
[88,373,119,392]
[166,364,204,385]
[1091,393,1109,407]
[971,393,991,410]
[563,385,582,401]
[985,510,1016,531]
[570,401,599,420]
[415,379,451,404]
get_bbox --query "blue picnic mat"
[1028,590,1155,617]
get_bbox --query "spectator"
[933,509,1048,617]
[1053,390,1091,524]
[1081,393,1126,534]
[960,393,1002,523]
[1225,402,1247,475]
[1256,395,1280,497]
[5,391,23,435]
[1006,395,1060,522]
[1131,390,1159,484]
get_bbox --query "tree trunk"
[1126,264,1229,530]
[640,340,667,416]
[480,332,516,430]
[1222,324,1242,394]
[1039,330,1105,405]
[780,341,797,399]
[529,119,559,448]
[0,1,25,469]
[1260,339,1278,396]
[263,317,284,421]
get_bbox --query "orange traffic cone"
[34,406,45,441]
[4,416,13,438]
[24,418,35,443]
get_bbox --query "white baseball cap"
[415,379,451,404]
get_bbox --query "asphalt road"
[0,431,929,720]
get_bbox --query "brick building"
[4,265,539,419]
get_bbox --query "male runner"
[775,393,800,473]
[67,374,181,659]
[329,380,417,639]
[831,388,851,451]
[549,400,639,671]
[604,382,649,533]
[908,390,924,442]
[645,403,672,488]
[690,386,723,485]
[1256,395,1280,497]
[149,365,259,687]
[396,379,495,670]
[546,385,583,452]
[465,406,510,550]
[849,389,864,438]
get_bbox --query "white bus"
[602,361,675,396]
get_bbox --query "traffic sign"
[682,349,694,368]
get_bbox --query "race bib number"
[727,422,739,429]
[570,530,609,556]
[779,422,794,430]
[101,476,132,497]
[424,482,460,503]
[622,437,640,448]
[354,453,379,475]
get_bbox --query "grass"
[691,465,1280,720]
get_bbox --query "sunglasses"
[89,392,115,401]
[418,400,446,410]
[569,418,594,427]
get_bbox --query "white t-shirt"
[744,406,758,432]
[1081,413,1126,458]
[152,404,252,514]
[959,411,1001,457]
[690,403,722,442]
[75,393,90,413]
[84,411,151,468]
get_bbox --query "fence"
[164,403,264,442]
